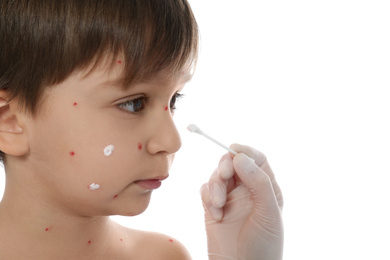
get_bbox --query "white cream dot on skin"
[104,144,115,156]
[89,183,100,191]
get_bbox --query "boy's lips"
[134,175,169,190]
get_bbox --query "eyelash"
[170,93,184,110]
[118,92,184,114]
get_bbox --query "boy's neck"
[0,181,121,258]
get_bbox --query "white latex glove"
[200,144,283,260]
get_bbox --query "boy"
[0,0,283,259]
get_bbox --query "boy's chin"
[109,194,152,217]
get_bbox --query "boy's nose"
[145,112,182,155]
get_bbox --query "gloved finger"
[217,154,240,195]
[209,152,242,208]
[200,182,223,221]
[230,143,266,168]
[208,161,229,209]
[217,153,235,180]
[230,144,283,209]
[233,153,283,218]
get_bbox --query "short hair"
[0,0,198,114]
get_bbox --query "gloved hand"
[200,144,283,260]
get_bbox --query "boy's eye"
[170,93,184,110]
[118,97,146,113]
[118,93,183,114]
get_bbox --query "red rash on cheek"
[165,106,168,111]
[138,143,142,150]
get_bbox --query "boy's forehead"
[83,61,193,90]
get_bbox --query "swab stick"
[187,124,238,155]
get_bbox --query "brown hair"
[0,0,198,114]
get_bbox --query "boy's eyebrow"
[93,78,121,91]
[98,72,194,89]
[100,78,122,88]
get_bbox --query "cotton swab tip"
[187,124,202,134]
[187,124,238,155]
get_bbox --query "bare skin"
[0,60,192,259]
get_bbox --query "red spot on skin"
[138,143,142,150]
[88,240,92,244]
[120,238,123,242]
[165,106,168,111]
[117,60,122,64]
[45,226,53,232]
[113,195,118,199]
[169,239,174,243]
[70,151,75,156]
[73,102,78,106]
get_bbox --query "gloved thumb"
[233,153,282,224]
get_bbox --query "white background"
[1,1,390,259]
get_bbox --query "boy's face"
[20,60,190,217]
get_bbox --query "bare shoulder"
[128,228,192,260]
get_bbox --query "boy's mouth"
[134,175,168,190]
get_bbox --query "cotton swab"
[187,124,238,155]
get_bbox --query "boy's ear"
[0,91,30,157]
